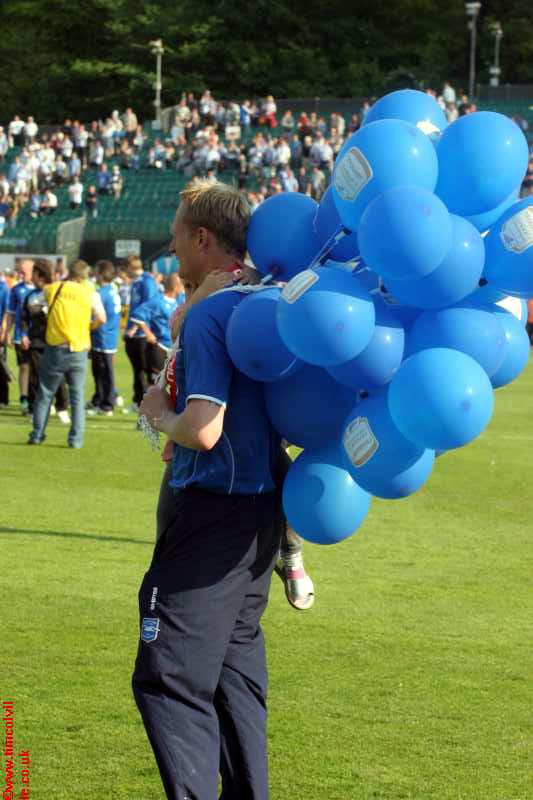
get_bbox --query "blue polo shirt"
[126,272,158,337]
[130,292,184,350]
[91,283,122,352]
[7,281,34,344]
[0,281,9,326]
[170,286,281,495]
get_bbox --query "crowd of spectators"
[0,109,142,233]
[0,83,532,237]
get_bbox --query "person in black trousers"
[133,181,284,800]
[20,259,69,419]
[123,255,159,413]
[88,260,122,415]
[0,278,10,407]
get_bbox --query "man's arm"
[20,296,31,349]
[132,321,156,343]
[143,296,234,450]
[3,311,14,346]
[129,296,157,342]
[91,291,107,331]
[140,386,224,451]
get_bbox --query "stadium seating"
[1,102,531,253]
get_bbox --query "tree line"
[2,0,532,123]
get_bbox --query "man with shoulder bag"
[28,260,106,448]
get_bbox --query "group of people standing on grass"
[0,253,188,447]
[0,256,110,447]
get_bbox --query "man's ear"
[196,226,209,251]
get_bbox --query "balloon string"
[260,270,277,285]
[308,225,350,269]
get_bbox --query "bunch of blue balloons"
[230,89,532,545]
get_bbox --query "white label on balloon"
[496,296,524,321]
[416,119,441,136]
[500,206,533,254]
[281,270,319,304]
[343,416,379,467]
[333,147,373,202]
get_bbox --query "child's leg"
[274,447,315,610]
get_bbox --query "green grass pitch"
[0,347,532,800]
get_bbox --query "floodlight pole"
[150,39,164,129]
[465,2,481,101]
[489,22,503,87]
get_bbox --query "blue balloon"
[483,198,533,298]
[265,363,358,448]
[358,186,453,282]
[435,112,529,216]
[282,442,371,544]
[314,186,360,262]
[363,89,448,138]
[341,393,434,499]
[490,308,531,389]
[226,288,302,382]
[327,300,405,389]
[332,119,438,232]
[388,348,494,450]
[247,193,322,281]
[277,267,375,367]
[383,215,485,309]
[407,305,507,378]
[465,189,519,233]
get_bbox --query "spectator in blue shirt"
[68,154,81,179]
[123,254,158,412]
[0,275,10,407]
[0,276,9,332]
[8,157,21,184]
[129,272,185,382]
[88,260,122,415]
[29,191,41,218]
[96,163,111,194]
[4,259,34,413]
[133,181,283,800]
[289,132,303,169]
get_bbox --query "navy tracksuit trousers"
[132,487,283,800]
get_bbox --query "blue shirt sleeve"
[6,285,18,315]
[0,286,8,321]
[130,295,156,326]
[181,304,234,408]
[142,275,159,304]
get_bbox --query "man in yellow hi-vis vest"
[28,260,106,448]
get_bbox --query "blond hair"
[124,254,143,272]
[68,259,90,281]
[179,180,250,259]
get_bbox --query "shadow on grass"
[0,440,68,448]
[0,526,153,546]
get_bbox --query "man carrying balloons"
[131,180,311,800]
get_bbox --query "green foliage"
[0,0,531,121]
